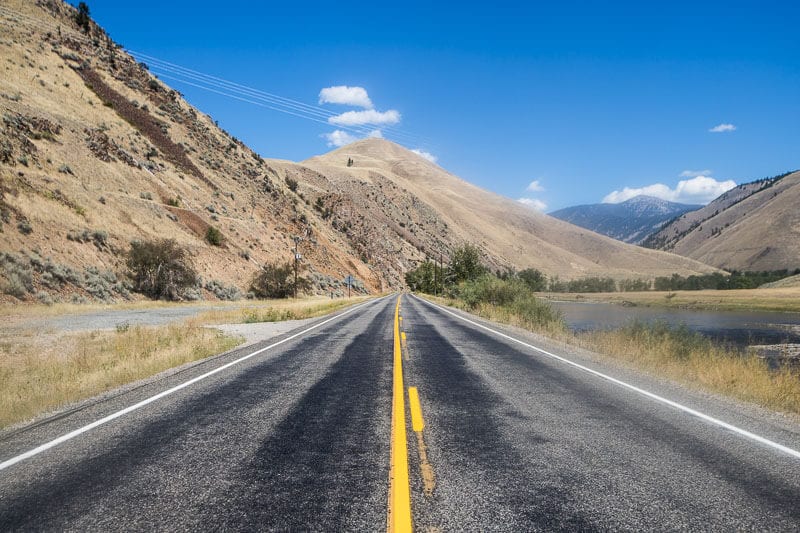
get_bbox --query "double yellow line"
[388,295,412,532]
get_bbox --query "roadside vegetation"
[1,238,316,304]
[408,244,800,416]
[0,323,241,429]
[187,295,370,326]
[0,295,372,429]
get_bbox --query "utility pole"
[432,256,437,296]
[439,253,443,296]
[293,236,302,299]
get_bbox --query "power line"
[133,51,432,145]
[0,5,438,150]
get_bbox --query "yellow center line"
[388,295,412,532]
[408,386,436,497]
[408,387,424,432]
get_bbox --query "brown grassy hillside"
[0,0,383,302]
[303,139,718,280]
[643,170,800,271]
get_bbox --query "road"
[2,294,800,530]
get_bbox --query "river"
[548,300,800,348]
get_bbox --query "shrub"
[204,279,242,301]
[92,230,108,247]
[250,261,310,299]
[0,253,33,298]
[67,229,91,242]
[285,176,298,192]
[126,238,198,300]
[36,290,54,305]
[17,219,32,235]
[205,226,223,246]
[75,2,90,33]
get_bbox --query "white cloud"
[411,149,437,163]
[679,169,712,178]
[526,180,545,192]
[674,175,737,203]
[322,129,358,147]
[518,197,548,211]
[709,123,736,133]
[322,128,384,147]
[328,109,401,126]
[602,174,737,205]
[318,86,373,109]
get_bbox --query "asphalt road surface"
[2,294,800,531]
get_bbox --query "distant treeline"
[650,270,800,291]
[545,269,800,293]
[405,246,798,294]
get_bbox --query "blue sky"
[85,0,798,211]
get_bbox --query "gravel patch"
[211,319,319,348]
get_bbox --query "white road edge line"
[0,296,388,472]
[414,295,800,460]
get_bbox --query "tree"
[447,244,485,284]
[126,239,198,300]
[405,260,436,292]
[75,2,90,33]
[250,261,311,299]
[518,268,547,291]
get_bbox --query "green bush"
[518,268,547,291]
[17,219,32,235]
[405,260,437,293]
[448,244,486,283]
[126,239,198,300]
[250,261,310,299]
[205,226,223,246]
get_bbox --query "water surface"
[549,300,800,347]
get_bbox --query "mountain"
[301,139,717,280]
[549,196,701,244]
[0,0,718,304]
[0,0,387,299]
[642,171,800,271]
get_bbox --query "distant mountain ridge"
[549,195,701,244]
[641,171,800,271]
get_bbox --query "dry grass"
[576,323,800,415]
[425,295,800,416]
[187,295,372,326]
[0,295,373,429]
[0,324,242,429]
[540,287,800,313]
